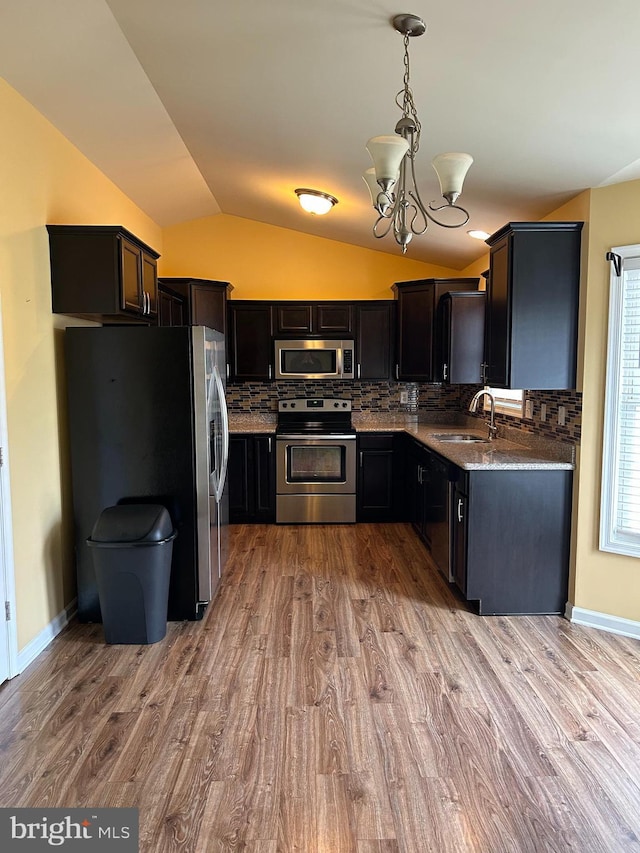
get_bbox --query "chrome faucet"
[469,389,498,440]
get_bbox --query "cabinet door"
[406,441,427,537]
[275,304,313,334]
[397,285,435,381]
[228,434,275,523]
[228,436,251,521]
[357,303,394,380]
[253,435,276,522]
[158,287,186,327]
[485,238,510,387]
[452,482,468,594]
[315,303,353,334]
[142,252,158,316]
[191,283,227,334]
[120,237,142,313]
[357,434,394,521]
[229,304,273,380]
[484,223,582,390]
[439,292,486,385]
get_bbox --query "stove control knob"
[291,402,296,408]
[334,402,339,408]
[282,402,288,408]
[342,402,348,408]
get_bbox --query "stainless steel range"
[276,398,356,524]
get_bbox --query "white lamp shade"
[431,152,473,198]
[362,168,382,206]
[366,135,409,184]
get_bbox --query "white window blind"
[600,246,640,557]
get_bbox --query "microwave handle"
[337,347,343,377]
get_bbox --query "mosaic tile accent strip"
[227,380,467,416]
[226,381,582,446]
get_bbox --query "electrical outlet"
[524,399,533,419]
[558,405,566,426]
[540,403,547,422]
[400,391,408,405]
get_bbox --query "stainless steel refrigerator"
[65,325,229,622]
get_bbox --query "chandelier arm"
[425,200,471,228]
[404,197,428,236]
[372,210,398,239]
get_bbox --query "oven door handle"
[276,434,356,441]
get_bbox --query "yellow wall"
[570,179,640,620]
[0,78,162,650]
[160,214,459,299]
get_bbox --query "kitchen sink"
[430,433,490,443]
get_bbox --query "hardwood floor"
[1,522,640,851]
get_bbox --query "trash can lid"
[89,504,174,544]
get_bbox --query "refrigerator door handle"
[213,364,229,503]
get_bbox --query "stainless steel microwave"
[274,339,355,380]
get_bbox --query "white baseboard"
[16,598,77,674]
[565,603,640,640]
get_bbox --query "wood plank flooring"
[1,522,640,851]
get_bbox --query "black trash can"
[87,504,177,644]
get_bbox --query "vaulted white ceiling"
[2,0,640,269]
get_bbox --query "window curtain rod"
[606,251,622,277]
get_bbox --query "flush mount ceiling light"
[468,229,490,240]
[363,13,473,253]
[295,188,339,215]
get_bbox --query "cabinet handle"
[268,436,272,453]
[417,465,423,485]
[457,498,464,523]
[226,363,230,380]
[395,364,399,380]
[268,364,272,379]
[443,363,448,381]
[357,363,361,379]
[360,451,363,468]
[480,362,486,383]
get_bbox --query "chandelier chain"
[395,33,421,155]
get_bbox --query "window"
[600,244,640,557]
[483,387,524,417]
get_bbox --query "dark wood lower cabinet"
[451,467,572,614]
[229,434,276,523]
[357,434,396,522]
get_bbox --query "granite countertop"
[228,413,277,433]
[228,412,574,470]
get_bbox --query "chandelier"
[363,14,473,253]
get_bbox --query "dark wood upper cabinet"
[228,302,273,380]
[47,224,160,323]
[437,290,486,384]
[356,301,395,380]
[484,222,583,389]
[275,304,313,334]
[315,303,353,334]
[157,287,186,327]
[393,278,480,381]
[158,278,230,334]
[274,302,353,335]
[229,299,392,383]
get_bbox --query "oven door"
[276,435,356,494]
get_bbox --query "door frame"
[0,296,18,682]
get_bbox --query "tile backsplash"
[226,381,582,445]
